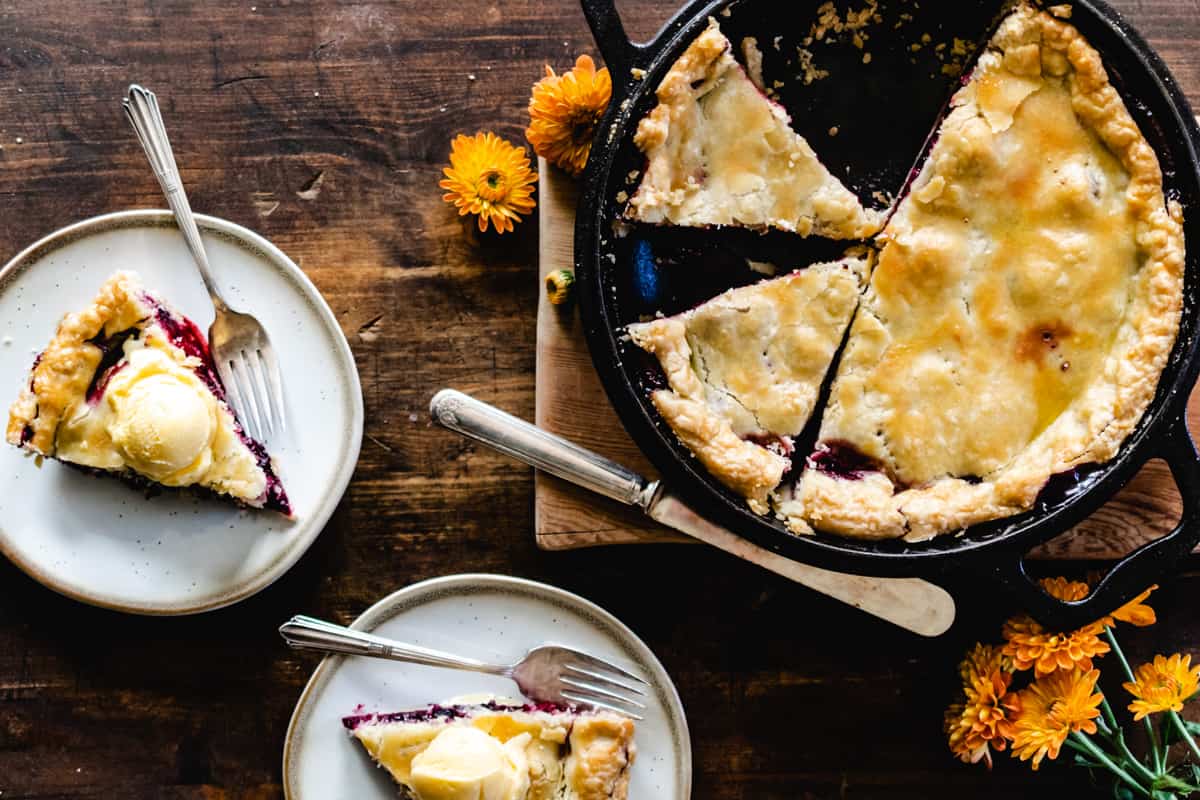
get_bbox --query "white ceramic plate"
[283,574,692,800]
[0,210,363,614]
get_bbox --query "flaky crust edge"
[795,6,1185,542]
[566,714,637,800]
[5,271,151,454]
[627,317,788,515]
[627,17,881,240]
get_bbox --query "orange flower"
[439,132,537,234]
[1011,668,1102,770]
[1002,578,1109,676]
[526,54,612,176]
[1102,585,1157,629]
[1124,653,1200,720]
[944,644,1017,768]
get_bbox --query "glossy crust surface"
[346,703,636,800]
[628,258,866,513]
[627,17,881,239]
[794,4,1185,540]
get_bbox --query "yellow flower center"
[475,169,509,203]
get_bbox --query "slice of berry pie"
[628,256,867,514]
[6,271,291,514]
[627,17,881,239]
[789,4,1184,540]
[343,699,636,800]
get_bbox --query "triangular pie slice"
[343,699,636,800]
[6,272,291,514]
[627,17,881,239]
[787,4,1184,541]
[628,255,868,514]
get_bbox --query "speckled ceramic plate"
[0,209,362,615]
[283,574,692,800]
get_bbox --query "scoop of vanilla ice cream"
[408,727,531,800]
[106,349,217,485]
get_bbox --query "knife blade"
[430,388,955,637]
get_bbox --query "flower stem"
[1112,728,1162,784]
[1105,626,1137,683]
[1146,714,1165,774]
[1170,711,1200,763]
[1105,627,1164,772]
[1100,696,1119,733]
[1071,732,1151,798]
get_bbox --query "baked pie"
[628,18,881,239]
[626,4,1185,541]
[628,256,867,513]
[343,699,636,800]
[6,272,291,514]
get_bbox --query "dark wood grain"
[1,1,1199,798]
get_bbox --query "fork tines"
[219,343,285,443]
[559,654,649,720]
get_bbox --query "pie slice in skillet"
[627,17,882,239]
[628,255,868,513]
[790,3,1185,541]
[6,271,291,514]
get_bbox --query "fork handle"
[278,615,511,676]
[122,84,227,312]
[430,389,655,508]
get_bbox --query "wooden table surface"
[2,1,1200,798]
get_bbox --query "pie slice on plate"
[6,271,291,514]
[787,3,1185,540]
[628,255,868,514]
[343,699,636,800]
[627,17,881,239]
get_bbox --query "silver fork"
[122,84,285,442]
[278,614,648,719]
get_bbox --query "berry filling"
[807,440,885,480]
[85,327,137,404]
[341,700,575,732]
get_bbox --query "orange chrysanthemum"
[1124,653,1200,720]
[1011,668,1102,770]
[439,132,537,234]
[1102,585,1157,629]
[1002,578,1109,676]
[944,644,1018,768]
[526,54,612,176]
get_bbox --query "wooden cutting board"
[533,158,1200,559]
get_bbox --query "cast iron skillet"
[575,0,1200,628]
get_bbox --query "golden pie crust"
[349,705,636,800]
[792,4,1185,540]
[628,257,867,513]
[6,272,149,453]
[6,272,275,507]
[627,17,881,239]
[626,4,1185,541]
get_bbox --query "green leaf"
[1114,784,1138,800]
[1184,719,1200,737]
[1152,772,1200,794]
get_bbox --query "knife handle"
[430,389,656,508]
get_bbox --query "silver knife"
[429,389,955,637]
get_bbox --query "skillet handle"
[993,415,1200,629]
[581,0,649,80]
